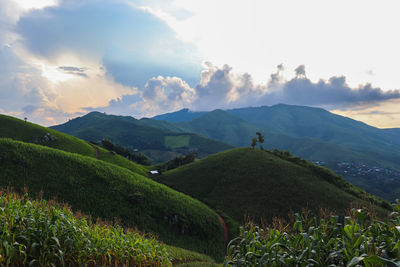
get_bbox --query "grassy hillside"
[51,112,233,163]
[157,148,389,223]
[0,138,225,260]
[0,114,93,156]
[94,144,149,176]
[0,114,149,176]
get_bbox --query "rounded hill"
[0,114,148,176]
[157,148,389,222]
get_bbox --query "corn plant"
[0,192,171,266]
[225,204,400,266]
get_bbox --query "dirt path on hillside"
[93,146,99,159]
[88,143,99,159]
[216,214,229,253]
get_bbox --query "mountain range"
[51,104,400,200]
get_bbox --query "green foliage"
[174,263,221,267]
[157,153,197,173]
[0,138,224,260]
[250,137,257,149]
[95,146,149,176]
[166,245,217,265]
[158,148,389,226]
[165,135,190,149]
[101,138,151,165]
[0,192,171,266]
[225,205,400,266]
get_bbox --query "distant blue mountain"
[152,108,205,122]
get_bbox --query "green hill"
[0,138,226,260]
[0,114,149,176]
[51,111,233,163]
[152,106,400,201]
[157,148,389,223]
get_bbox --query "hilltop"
[0,138,227,260]
[157,148,389,223]
[0,114,148,176]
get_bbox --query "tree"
[256,132,264,150]
[251,137,258,149]
[101,139,114,151]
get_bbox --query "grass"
[225,204,400,266]
[166,245,218,266]
[95,145,149,176]
[174,263,221,267]
[0,138,225,260]
[0,191,171,266]
[0,114,149,176]
[157,148,390,225]
[0,114,93,157]
[165,135,190,149]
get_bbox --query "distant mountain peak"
[152,108,206,122]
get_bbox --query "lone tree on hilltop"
[251,137,258,149]
[256,132,264,150]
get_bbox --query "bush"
[101,138,151,165]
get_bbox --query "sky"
[1,0,400,128]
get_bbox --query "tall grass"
[0,191,170,266]
[225,203,400,266]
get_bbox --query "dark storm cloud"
[263,74,400,108]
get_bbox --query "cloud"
[132,76,196,117]
[95,63,400,121]
[294,65,306,78]
[0,0,202,125]
[16,1,202,87]
[264,71,400,108]
[57,66,88,78]
[192,62,266,110]
[0,43,137,125]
